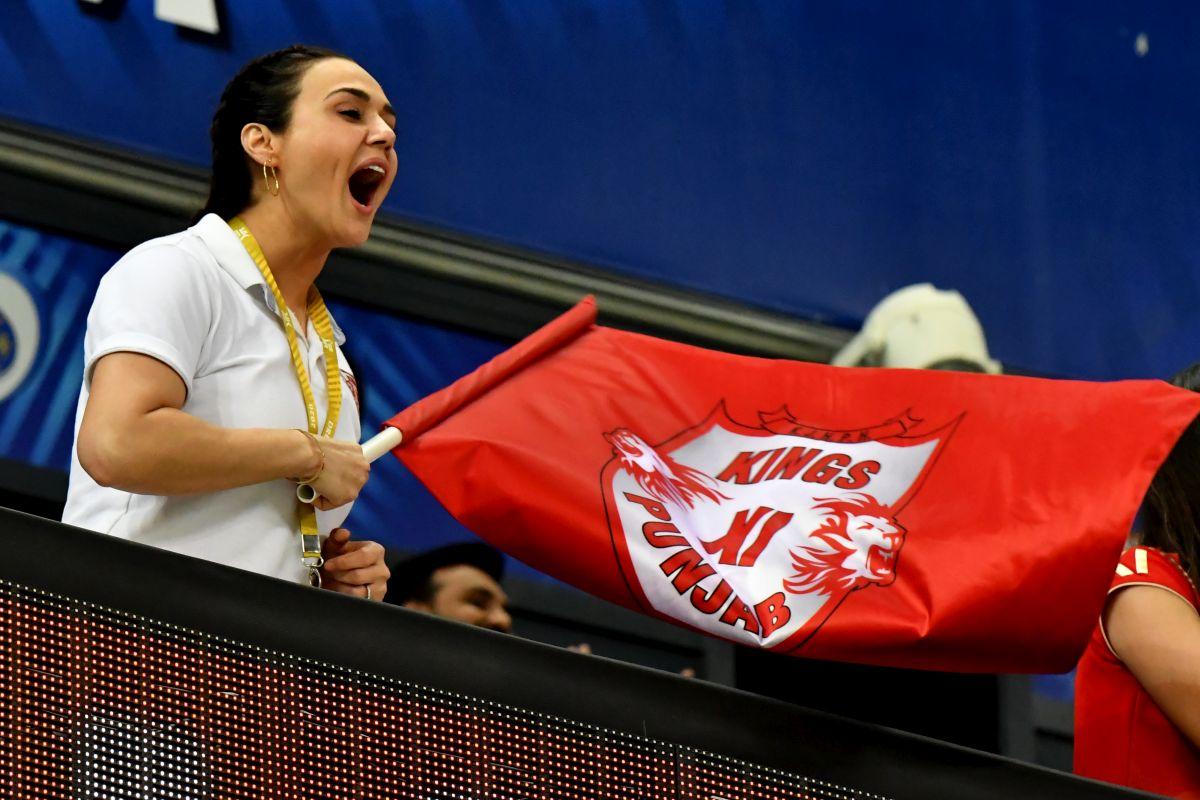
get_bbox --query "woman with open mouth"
[63,45,396,603]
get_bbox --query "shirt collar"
[193,213,262,290]
[191,214,346,345]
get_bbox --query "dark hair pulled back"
[1140,363,1200,588]
[195,44,349,222]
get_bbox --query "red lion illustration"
[604,429,728,509]
[784,494,905,596]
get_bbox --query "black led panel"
[0,508,1152,800]
[0,581,872,799]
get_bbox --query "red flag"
[385,297,1200,672]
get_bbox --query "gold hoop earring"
[263,161,280,197]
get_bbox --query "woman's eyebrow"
[325,87,396,119]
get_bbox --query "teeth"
[365,164,385,174]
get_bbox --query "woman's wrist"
[288,429,324,484]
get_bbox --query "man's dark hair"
[1140,362,1200,588]
[195,44,349,222]
[924,358,989,374]
[385,542,506,606]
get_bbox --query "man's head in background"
[385,542,512,632]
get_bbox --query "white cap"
[832,283,1001,374]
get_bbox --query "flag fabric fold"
[385,298,1200,672]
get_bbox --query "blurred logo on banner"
[0,219,111,470]
[0,274,40,402]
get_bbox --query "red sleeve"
[1110,547,1199,606]
[1099,547,1200,659]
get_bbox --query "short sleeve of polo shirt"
[84,243,215,398]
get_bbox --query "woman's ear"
[240,122,278,167]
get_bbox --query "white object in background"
[296,427,404,504]
[78,1,221,35]
[155,0,220,34]
[832,283,1001,374]
[0,274,40,402]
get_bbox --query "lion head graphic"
[604,428,729,509]
[784,494,905,596]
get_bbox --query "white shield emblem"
[602,404,957,650]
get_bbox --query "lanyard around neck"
[230,217,341,585]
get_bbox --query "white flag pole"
[296,427,404,504]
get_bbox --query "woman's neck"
[238,202,330,324]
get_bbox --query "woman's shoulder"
[1111,546,1199,608]
[100,225,224,296]
[115,226,216,272]
[1091,546,1200,666]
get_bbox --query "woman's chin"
[332,215,374,248]
[334,198,380,245]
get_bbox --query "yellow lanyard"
[230,217,341,586]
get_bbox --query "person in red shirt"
[1075,364,1200,798]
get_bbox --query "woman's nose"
[370,118,396,149]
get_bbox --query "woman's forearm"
[80,407,319,495]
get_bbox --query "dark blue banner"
[2,2,1197,381]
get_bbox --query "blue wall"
[2,2,1197,380]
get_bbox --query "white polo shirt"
[62,214,362,584]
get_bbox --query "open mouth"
[348,163,386,211]
[867,545,896,581]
